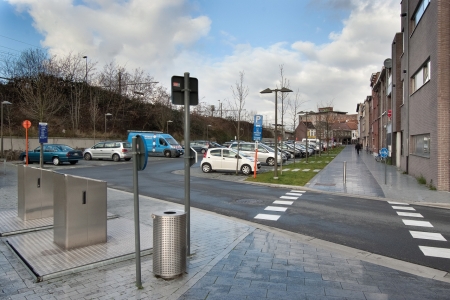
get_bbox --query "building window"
[411,59,430,93]
[411,134,430,157]
[412,0,430,30]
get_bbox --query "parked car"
[209,142,225,148]
[190,140,210,154]
[228,142,284,166]
[201,148,261,175]
[83,141,132,162]
[19,144,83,165]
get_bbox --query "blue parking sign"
[253,115,263,141]
[380,148,388,158]
[39,122,48,143]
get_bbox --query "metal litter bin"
[152,210,186,279]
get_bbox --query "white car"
[201,148,261,175]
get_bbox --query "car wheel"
[267,157,275,166]
[201,163,212,173]
[52,157,60,166]
[112,154,120,162]
[84,153,92,160]
[70,161,77,165]
[125,158,131,161]
[241,164,251,175]
[164,151,171,158]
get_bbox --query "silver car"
[83,141,132,162]
[228,142,284,166]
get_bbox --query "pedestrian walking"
[355,143,361,155]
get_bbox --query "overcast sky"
[0,0,400,128]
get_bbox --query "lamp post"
[260,87,293,179]
[218,100,222,118]
[105,113,112,134]
[207,125,212,141]
[83,55,87,82]
[1,101,12,158]
[166,120,173,133]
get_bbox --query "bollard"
[343,161,347,183]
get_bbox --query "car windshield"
[166,138,179,145]
[58,145,74,151]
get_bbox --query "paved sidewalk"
[2,161,450,299]
[307,146,450,205]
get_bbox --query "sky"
[0,0,401,129]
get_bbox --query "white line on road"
[419,246,450,259]
[388,201,409,205]
[280,196,298,200]
[291,190,306,193]
[410,231,447,241]
[273,200,293,205]
[264,206,288,212]
[286,193,302,196]
[402,219,433,227]
[392,206,415,211]
[397,212,423,218]
[254,214,280,221]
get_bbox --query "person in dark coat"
[355,143,361,155]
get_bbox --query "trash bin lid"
[152,210,186,218]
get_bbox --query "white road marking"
[273,200,293,205]
[410,231,447,241]
[388,201,409,205]
[397,212,423,218]
[286,193,302,196]
[254,214,280,221]
[419,246,450,259]
[402,219,433,227]
[392,206,415,211]
[291,190,305,193]
[280,196,298,200]
[313,169,321,172]
[302,169,310,172]
[291,169,300,172]
[264,206,287,212]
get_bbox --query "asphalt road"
[55,155,450,272]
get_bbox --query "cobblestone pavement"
[2,161,450,299]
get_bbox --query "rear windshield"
[122,142,131,148]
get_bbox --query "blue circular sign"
[380,148,388,158]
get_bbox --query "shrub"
[416,174,426,185]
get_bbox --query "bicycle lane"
[306,145,385,198]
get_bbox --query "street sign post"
[38,122,48,144]
[380,147,388,184]
[22,120,31,165]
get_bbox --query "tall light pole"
[218,100,222,118]
[166,120,173,133]
[105,113,112,134]
[260,87,293,179]
[1,101,12,158]
[207,124,212,140]
[298,111,314,163]
[83,55,87,82]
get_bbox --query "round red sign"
[22,120,31,129]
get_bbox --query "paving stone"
[228,286,267,298]
[324,287,366,299]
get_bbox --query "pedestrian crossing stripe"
[280,196,298,200]
[402,219,433,227]
[397,212,423,218]
[388,201,409,205]
[410,231,446,241]
[273,200,293,205]
[264,206,287,212]
[392,206,415,211]
[286,193,302,196]
[291,190,305,193]
[419,246,450,259]
[254,214,280,221]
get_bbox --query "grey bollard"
[343,161,347,183]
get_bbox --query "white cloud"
[8,0,400,129]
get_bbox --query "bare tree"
[277,65,290,141]
[6,49,65,122]
[229,71,248,174]
[288,89,307,163]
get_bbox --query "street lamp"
[167,120,173,133]
[83,56,87,82]
[218,100,222,118]
[260,87,293,179]
[1,101,12,158]
[207,125,212,141]
[105,113,112,134]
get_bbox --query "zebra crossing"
[254,190,305,221]
[389,201,450,259]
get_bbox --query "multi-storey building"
[398,0,449,191]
